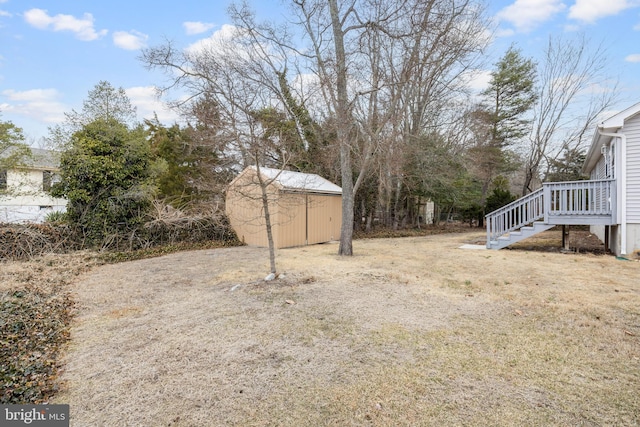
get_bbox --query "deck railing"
[486,179,616,245]
[486,187,544,244]
[543,179,615,220]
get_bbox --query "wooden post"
[562,225,570,251]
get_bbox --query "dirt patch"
[509,227,608,254]
[468,227,608,254]
[51,231,639,426]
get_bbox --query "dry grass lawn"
[50,230,639,426]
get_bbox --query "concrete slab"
[458,244,487,250]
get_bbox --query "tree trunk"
[338,141,354,255]
[329,0,354,256]
[257,167,277,274]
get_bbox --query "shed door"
[277,193,307,248]
[307,194,342,244]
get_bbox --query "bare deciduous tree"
[142,17,301,274]
[143,0,490,257]
[523,34,617,194]
[291,0,489,253]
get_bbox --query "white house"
[582,102,640,257]
[0,148,67,223]
[485,101,640,257]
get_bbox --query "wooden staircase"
[486,179,616,250]
[488,221,555,250]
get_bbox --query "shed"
[225,166,342,248]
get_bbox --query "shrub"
[0,224,77,261]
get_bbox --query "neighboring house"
[485,101,640,257]
[0,148,67,223]
[226,166,342,249]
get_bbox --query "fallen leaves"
[0,253,97,404]
[0,284,74,403]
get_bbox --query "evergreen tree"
[470,46,537,215]
[545,147,588,182]
[51,118,153,246]
[483,46,538,148]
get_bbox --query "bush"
[0,224,77,261]
[51,118,154,248]
[44,210,67,224]
[76,202,240,252]
[485,187,516,213]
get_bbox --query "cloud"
[495,28,515,38]
[563,23,581,32]
[23,8,107,41]
[1,88,67,123]
[186,24,240,54]
[625,53,640,62]
[183,21,215,35]
[125,86,180,123]
[496,0,566,32]
[0,10,11,17]
[462,69,493,93]
[569,0,637,23]
[113,30,148,50]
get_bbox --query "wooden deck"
[486,179,615,249]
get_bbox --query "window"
[0,170,6,190]
[43,170,58,192]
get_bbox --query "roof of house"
[25,148,61,170]
[599,101,640,131]
[583,101,640,173]
[0,146,61,170]
[248,166,342,195]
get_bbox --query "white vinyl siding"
[624,113,640,223]
[592,156,608,180]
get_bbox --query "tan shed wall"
[225,173,279,248]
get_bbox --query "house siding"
[591,156,608,180]
[0,169,66,223]
[624,113,640,223]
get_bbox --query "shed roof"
[250,166,342,195]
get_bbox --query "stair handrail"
[486,187,545,244]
